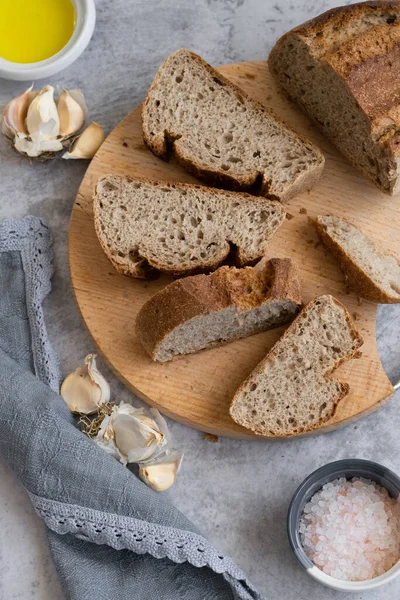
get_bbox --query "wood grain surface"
[69,60,397,440]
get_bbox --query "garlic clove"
[139,453,183,492]
[67,89,89,122]
[61,353,110,414]
[127,442,160,464]
[95,414,126,462]
[85,353,111,403]
[113,413,160,461]
[2,85,33,138]
[57,89,85,138]
[29,89,39,104]
[62,122,105,159]
[26,85,60,138]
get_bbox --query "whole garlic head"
[95,403,171,466]
[1,84,91,159]
[61,354,111,414]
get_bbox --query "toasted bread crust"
[136,258,302,360]
[285,1,400,36]
[315,216,400,303]
[229,295,363,437]
[142,49,324,202]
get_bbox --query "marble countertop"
[1,1,400,598]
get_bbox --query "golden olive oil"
[0,0,76,63]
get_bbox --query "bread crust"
[142,49,324,202]
[135,257,302,360]
[229,295,363,437]
[315,216,400,303]
[93,175,285,279]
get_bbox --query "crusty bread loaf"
[269,2,400,195]
[230,295,363,437]
[93,175,285,279]
[315,215,400,303]
[136,257,302,361]
[142,49,324,202]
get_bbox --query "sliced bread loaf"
[136,257,302,361]
[315,215,400,303]
[93,176,286,279]
[229,295,363,437]
[269,2,400,195]
[142,49,324,202]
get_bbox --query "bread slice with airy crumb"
[142,49,324,202]
[315,215,400,303]
[93,175,286,279]
[230,295,363,437]
[136,257,302,361]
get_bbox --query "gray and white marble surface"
[1,1,400,599]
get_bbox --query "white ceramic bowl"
[287,459,400,592]
[0,0,96,81]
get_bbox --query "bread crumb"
[299,207,307,214]
[205,433,219,443]
[122,141,128,147]
[286,213,294,220]
[352,312,362,321]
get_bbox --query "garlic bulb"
[139,453,183,492]
[62,122,105,159]
[95,403,172,466]
[61,354,110,414]
[1,84,94,159]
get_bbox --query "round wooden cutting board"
[69,60,398,440]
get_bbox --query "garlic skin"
[14,132,64,158]
[58,89,85,137]
[1,85,97,159]
[139,453,183,492]
[62,122,105,159]
[2,85,32,138]
[95,403,171,466]
[61,354,110,414]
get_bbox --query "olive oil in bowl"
[0,0,76,64]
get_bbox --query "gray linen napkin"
[0,217,263,600]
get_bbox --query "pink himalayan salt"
[299,477,400,581]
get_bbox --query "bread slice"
[93,175,286,279]
[230,295,363,437]
[142,49,324,202]
[315,215,400,303]
[136,257,302,362]
[269,2,400,195]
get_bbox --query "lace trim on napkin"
[30,494,262,600]
[0,217,60,391]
